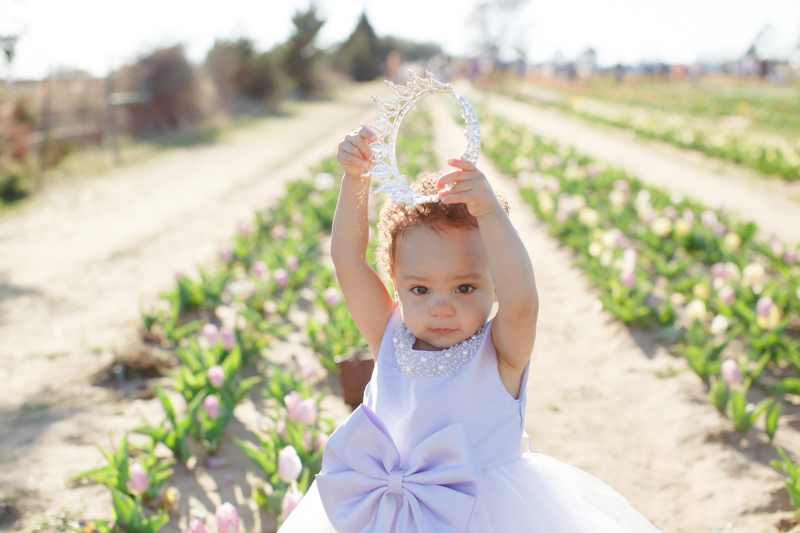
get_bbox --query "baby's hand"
[337,126,378,179]
[436,158,503,219]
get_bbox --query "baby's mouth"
[432,327,456,335]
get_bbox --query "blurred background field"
[2,1,800,533]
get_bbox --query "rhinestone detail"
[393,321,488,378]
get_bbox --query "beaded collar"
[393,321,489,378]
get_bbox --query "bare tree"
[467,0,530,62]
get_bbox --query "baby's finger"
[439,190,471,204]
[436,169,479,189]
[437,180,474,198]
[357,125,378,143]
[338,151,370,174]
[447,157,477,171]
[341,141,370,163]
[343,133,373,162]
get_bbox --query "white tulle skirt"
[280,452,661,532]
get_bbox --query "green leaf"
[766,401,781,441]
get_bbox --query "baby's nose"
[429,299,455,317]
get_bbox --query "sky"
[1,0,799,80]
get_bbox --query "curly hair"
[376,170,510,276]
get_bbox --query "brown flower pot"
[337,354,375,410]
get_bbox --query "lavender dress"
[280,306,661,532]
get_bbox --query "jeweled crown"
[361,69,481,207]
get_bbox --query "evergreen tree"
[340,13,382,82]
[282,5,325,97]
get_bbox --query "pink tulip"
[203,395,220,420]
[555,210,568,223]
[701,210,718,228]
[252,261,268,279]
[276,418,287,439]
[786,248,797,265]
[286,255,299,272]
[682,209,696,223]
[721,359,743,386]
[292,212,304,225]
[711,262,726,279]
[314,433,329,452]
[215,502,240,533]
[174,269,184,281]
[278,446,303,484]
[219,248,232,262]
[220,327,236,351]
[274,268,289,289]
[323,287,341,308]
[771,240,784,258]
[271,225,287,240]
[285,391,318,425]
[282,486,304,519]
[203,324,219,346]
[620,269,636,289]
[304,428,312,451]
[236,219,253,237]
[714,224,726,237]
[718,285,735,306]
[756,297,775,317]
[613,179,629,191]
[127,462,149,494]
[298,359,317,381]
[208,365,225,388]
[663,206,677,220]
[188,519,207,533]
[623,247,637,269]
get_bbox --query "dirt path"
[455,84,800,247]
[429,94,799,533]
[0,84,379,529]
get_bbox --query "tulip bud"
[293,212,304,225]
[127,462,149,494]
[685,299,707,323]
[771,240,784,258]
[274,268,289,289]
[236,219,253,237]
[723,232,741,252]
[314,433,329,452]
[203,395,220,420]
[756,297,781,330]
[710,262,726,279]
[252,261,268,279]
[276,418,287,439]
[271,225,287,240]
[785,248,797,265]
[692,284,710,300]
[203,324,219,347]
[663,205,677,220]
[718,285,735,306]
[215,503,240,533]
[651,217,672,237]
[174,269,184,281]
[742,263,765,288]
[278,445,303,484]
[285,391,318,425]
[701,210,718,228]
[220,328,235,351]
[164,486,180,507]
[619,269,635,289]
[208,365,225,388]
[623,247,637,270]
[304,428,312,452]
[721,359,743,386]
[323,287,341,308]
[282,486,304,519]
[710,315,728,335]
[286,255,299,272]
[674,218,692,237]
[219,248,232,262]
[298,359,317,381]
[713,224,727,237]
[188,519,207,533]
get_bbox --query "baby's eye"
[456,284,474,294]
[411,286,429,295]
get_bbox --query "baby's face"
[392,224,495,351]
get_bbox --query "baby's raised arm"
[330,126,396,356]
[436,158,540,373]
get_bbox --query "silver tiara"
[361,69,481,207]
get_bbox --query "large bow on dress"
[315,404,481,533]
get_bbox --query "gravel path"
[429,94,798,533]
[456,84,800,247]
